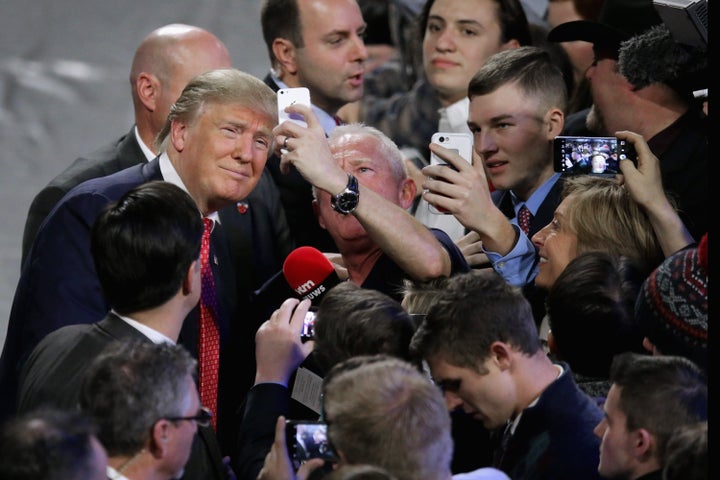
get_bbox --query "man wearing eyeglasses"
[79,341,205,480]
[14,182,232,480]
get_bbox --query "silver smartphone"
[277,87,311,127]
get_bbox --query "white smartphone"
[429,132,473,214]
[277,87,311,127]
[430,132,473,167]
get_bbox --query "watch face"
[332,175,359,214]
[336,192,358,212]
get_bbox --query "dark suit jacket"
[21,127,145,266]
[493,364,603,480]
[0,157,294,455]
[263,74,338,252]
[17,313,228,480]
[491,178,565,326]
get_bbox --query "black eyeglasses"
[165,406,213,428]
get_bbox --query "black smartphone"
[285,420,338,469]
[553,136,636,176]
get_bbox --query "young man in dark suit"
[17,181,230,480]
[422,46,567,325]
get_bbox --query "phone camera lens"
[439,136,445,142]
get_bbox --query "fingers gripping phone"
[285,420,338,470]
[429,132,473,214]
[278,87,311,127]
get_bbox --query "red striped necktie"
[199,217,220,430]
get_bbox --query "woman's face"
[531,194,579,289]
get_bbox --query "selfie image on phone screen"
[286,420,337,469]
[552,136,634,176]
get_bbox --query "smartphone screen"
[278,87,311,127]
[285,420,337,469]
[553,136,634,175]
[301,309,317,342]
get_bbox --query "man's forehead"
[297,0,365,33]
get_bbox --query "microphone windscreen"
[282,246,341,305]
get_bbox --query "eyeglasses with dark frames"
[165,406,213,428]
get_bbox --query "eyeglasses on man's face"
[165,406,213,428]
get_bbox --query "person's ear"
[547,331,558,355]
[398,178,416,209]
[149,419,172,458]
[490,341,513,371]
[169,119,188,152]
[136,72,160,112]
[183,259,201,296]
[642,337,658,355]
[545,108,564,140]
[633,428,655,460]
[499,38,521,51]
[313,198,327,230]
[272,38,299,76]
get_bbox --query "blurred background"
[0,0,270,347]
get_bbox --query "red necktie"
[333,115,343,126]
[199,217,220,430]
[517,205,532,235]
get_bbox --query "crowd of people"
[0,0,708,479]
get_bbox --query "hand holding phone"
[278,87,311,127]
[429,132,473,214]
[285,420,338,470]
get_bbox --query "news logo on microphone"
[283,246,342,306]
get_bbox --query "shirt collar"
[133,126,157,162]
[510,173,561,217]
[438,97,471,134]
[112,309,175,345]
[107,466,131,480]
[159,152,220,224]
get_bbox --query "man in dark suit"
[20,23,234,266]
[17,181,228,480]
[0,69,281,457]
[259,0,368,251]
[422,47,567,326]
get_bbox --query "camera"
[285,420,337,469]
[553,136,636,176]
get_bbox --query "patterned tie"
[517,205,532,235]
[199,217,220,430]
[493,420,514,468]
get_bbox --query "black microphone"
[282,246,341,306]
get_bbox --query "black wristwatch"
[331,174,360,215]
